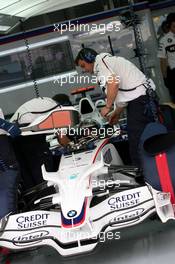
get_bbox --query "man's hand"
[108,111,120,125]
[58,135,70,146]
[107,106,124,125]
[100,106,111,117]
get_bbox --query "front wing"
[0,186,174,257]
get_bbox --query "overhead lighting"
[0,70,78,94]
[13,0,48,16]
[0,25,11,31]
[0,1,21,11]
[0,35,68,57]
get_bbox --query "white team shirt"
[93,53,155,107]
[158,31,175,70]
[10,97,57,124]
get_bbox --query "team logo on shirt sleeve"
[166,44,175,52]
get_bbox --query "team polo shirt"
[158,31,175,70]
[93,53,155,107]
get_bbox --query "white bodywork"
[0,106,174,257]
[0,138,174,256]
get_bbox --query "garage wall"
[0,2,173,115]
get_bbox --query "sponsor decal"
[108,191,141,210]
[67,210,77,217]
[109,208,144,226]
[169,46,175,51]
[166,44,175,52]
[13,230,49,246]
[16,213,49,229]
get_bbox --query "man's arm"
[158,38,168,79]
[101,76,119,117]
[160,58,168,78]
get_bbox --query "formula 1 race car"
[0,102,175,258]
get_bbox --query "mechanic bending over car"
[10,96,73,189]
[10,97,58,190]
[0,95,73,218]
[75,48,157,167]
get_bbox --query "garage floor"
[8,219,175,264]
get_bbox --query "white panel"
[0,0,21,10]
[1,0,49,16]
[32,0,96,17]
[0,0,96,18]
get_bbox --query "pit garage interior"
[1,0,175,263]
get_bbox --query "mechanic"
[10,97,58,189]
[0,109,21,220]
[10,96,76,188]
[75,48,157,166]
[158,13,175,103]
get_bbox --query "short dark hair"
[166,13,175,27]
[52,94,72,106]
[75,48,98,65]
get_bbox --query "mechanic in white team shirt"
[75,48,156,166]
[10,97,58,189]
[10,97,58,124]
[158,13,175,102]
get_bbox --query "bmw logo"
[67,210,77,218]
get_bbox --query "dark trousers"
[165,68,175,103]
[12,135,54,190]
[127,95,154,167]
[0,135,19,169]
[0,135,19,218]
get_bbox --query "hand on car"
[100,106,111,117]
[108,111,120,125]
